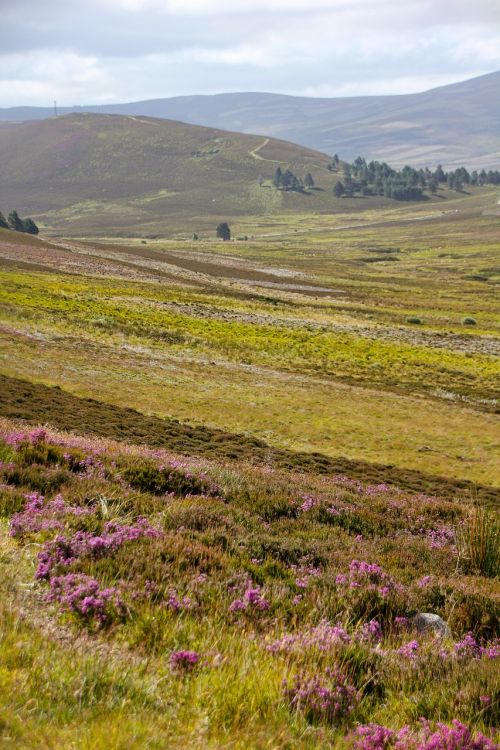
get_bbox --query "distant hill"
[0,113,349,234]
[1,71,499,169]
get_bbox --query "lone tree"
[304,173,315,189]
[216,222,231,241]
[333,181,345,198]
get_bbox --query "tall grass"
[456,504,499,578]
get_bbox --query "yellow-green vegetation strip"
[1,269,498,404]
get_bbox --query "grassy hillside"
[0,113,342,235]
[2,71,499,168]
[0,113,486,236]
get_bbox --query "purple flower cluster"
[10,492,93,538]
[360,619,383,642]
[291,559,322,589]
[48,573,124,625]
[284,668,359,724]
[229,584,269,612]
[4,427,47,448]
[165,590,194,612]
[454,633,500,661]
[336,560,401,600]
[36,517,161,579]
[170,650,200,671]
[397,640,420,661]
[350,720,498,749]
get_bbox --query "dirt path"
[249,138,276,162]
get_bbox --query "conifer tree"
[8,210,24,231]
[216,222,231,241]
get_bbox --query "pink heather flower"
[360,619,382,642]
[350,720,497,750]
[397,640,419,660]
[417,575,432,588]
[283,668,359,723]
[29,427,47,445]
[352,723,395,749]
[229,598,245,612]
[170,650,200,671]
[48,573,124,625]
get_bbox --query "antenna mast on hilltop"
[54,100,58,117]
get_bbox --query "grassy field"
[0,191,499,748]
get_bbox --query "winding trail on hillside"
[249,138,272,161]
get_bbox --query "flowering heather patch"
[1,418,499,747]
[453,633,500,661]
[229,583,270,612]
[170,650,200,671]
[284,668,359,724]
[48,573,125,626]
[350,720,498,749]
[35,518,161,579]
[9,491,94,538]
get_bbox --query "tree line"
[272,167,315,192]
[331,158,500,202]
[0,210,39,234]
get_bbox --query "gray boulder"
[413,612,451,639]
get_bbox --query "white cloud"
[0,0,499,106]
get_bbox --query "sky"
[1,0,500,107]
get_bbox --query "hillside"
[1,71,499,169]
[0,112,352,235]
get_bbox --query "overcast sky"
[1,0,500,107]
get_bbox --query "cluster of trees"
[0,210,39,234]
[331,158,500,202]
[272,167,315,192]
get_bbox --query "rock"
[413,612,451,639]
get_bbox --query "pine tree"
[272,167,282,189]
[333,181,345,198]
[304,173,314,189]
[0,211,8,229]
[216,222,231,241]
[8,210,24,231]
[23,218,39,234]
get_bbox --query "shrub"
[406,316,422,325]
[122,462,219,498]
[462,317,477,326]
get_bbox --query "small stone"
[413,612,451,639]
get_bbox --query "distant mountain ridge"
[1,71,499,168]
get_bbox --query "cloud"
[0,0,499,106]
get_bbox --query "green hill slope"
[0,113,347,235]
